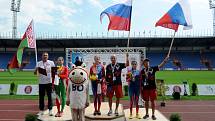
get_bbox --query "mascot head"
[69,66,88,85]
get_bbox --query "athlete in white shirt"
[35,52,55,116]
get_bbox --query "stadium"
[0,0,215,121]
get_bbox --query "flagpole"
[32,20,38,64]
[127,31,131,48]
[35,43,38,63]
[167,31,176,57]
[127,0,132,51]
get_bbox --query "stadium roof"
[0,36,214,49]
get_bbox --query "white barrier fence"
[0,84,215,96]
[197,85,215,95]
[0,84,10,94]
[16,85,39,95]
[165,84,190,96]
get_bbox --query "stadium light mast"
[209,0,215,36]
[10,0,21,39]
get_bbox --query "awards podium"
[85,102,125,121]
[37,102,169,121]
[37,106,72,121]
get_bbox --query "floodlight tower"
[11,0,21,39]
[209,0,215,36]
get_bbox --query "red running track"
[0,100,215,121]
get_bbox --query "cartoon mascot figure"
[66,57,89,121]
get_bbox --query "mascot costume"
[66,56,89,121]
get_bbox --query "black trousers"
[39,83,53,111]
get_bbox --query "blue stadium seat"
[146,52,214,69]
[0,52,65,69]
[0,52,214,69]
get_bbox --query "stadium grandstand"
[0,33,214,70]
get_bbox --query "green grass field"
[0,71,38,84]
[1,70,215,84]
[156,71,215,84]
[0,70,215,100]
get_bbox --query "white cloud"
[190,0,208,4]
[0,0,213,35]
[0,20,11,33]
[88,0,103,8]
[0,0,80,34]
[59,0,83,6]
[112,0,127,3]
[73,0,83,5]
[20,1,54,25]
[0,0,12,32]
[157,0,209,5]
[58,4,77,17]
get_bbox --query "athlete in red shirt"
[140,56,169,120]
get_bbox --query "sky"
[0,0,213,37]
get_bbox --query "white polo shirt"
[37,60,55,84]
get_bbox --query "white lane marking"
[0,110,38,112]
[0,104,37,106]
[163,105,215,107]
[162,112,215,114]
[0,119,23,121]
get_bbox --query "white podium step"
[124,108,169,121]
[85,102,125,121]
[37,103,168,121]
[37,105,71,121]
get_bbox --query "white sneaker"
[107,110,112,116]
[49,110,53,116]
[37,111,44,116]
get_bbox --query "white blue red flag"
[100,0,132,31]
[156,0,192,31]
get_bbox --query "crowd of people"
[35,52,169,121]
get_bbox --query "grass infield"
[0,70,215,100]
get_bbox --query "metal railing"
[0,29,214,39]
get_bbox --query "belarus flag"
[8,20,36,74]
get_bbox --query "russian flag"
[156,0,192,31]
[100,0,132,31]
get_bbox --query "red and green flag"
[8,20,36,74]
